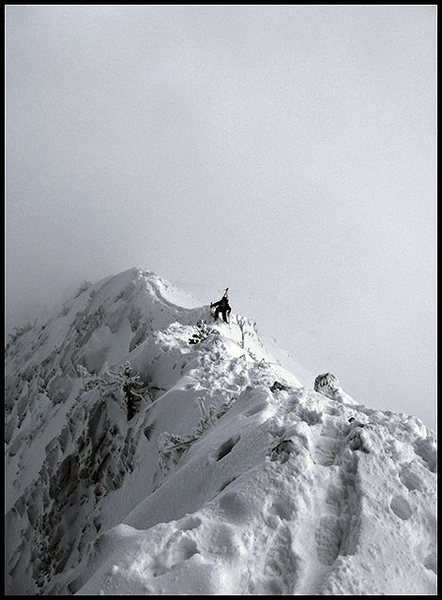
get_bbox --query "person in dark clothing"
[210,288,231,323]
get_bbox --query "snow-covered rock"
[4,268,436,595]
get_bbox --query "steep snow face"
[5,269,436,595]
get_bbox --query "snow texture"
[5,268,437,595]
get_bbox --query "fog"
[5,5,436,429]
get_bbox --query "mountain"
[5,268,437,595]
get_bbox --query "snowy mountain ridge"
[5,268,437,595]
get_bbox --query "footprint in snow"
[413,438,436,474]
[315,515,343,566]
[177,516,201,531]
[257,526,299,595]
[314,475,359,568]
[389,494,412,521]
[151,537,199,578]
[398,465,424,492]
[423,549,437,575]
[312,419,346,467]
[268,500,294,522]
[217,491,250,524]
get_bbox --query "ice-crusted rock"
[313,372,357,406]
[314,372,340,397]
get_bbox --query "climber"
[210,288,231,324]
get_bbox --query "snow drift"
[4,268,437,595]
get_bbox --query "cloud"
[5,5,436,428]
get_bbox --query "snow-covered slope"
[5,268,437,595]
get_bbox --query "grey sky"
[5,5,436,429]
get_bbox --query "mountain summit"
[5,268,436,595]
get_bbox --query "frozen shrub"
[188,320,216,345]
[158,396,237,474]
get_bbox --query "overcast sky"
[5,5,436,429]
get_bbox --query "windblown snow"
[5,268,437,595]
